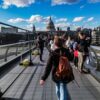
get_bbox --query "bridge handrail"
[89,46,100,71]
[0,40,34,48]
[0,40,35,64]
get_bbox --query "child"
[73,42,78,69]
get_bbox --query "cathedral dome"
[46,17,55,32]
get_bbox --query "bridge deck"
[0,48,100,100]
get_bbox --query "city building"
[46,17,56,33]
[1,27,18,33]
[92,27,100,45]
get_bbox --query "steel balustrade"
[0,40,34,65]
[89,46,100,71]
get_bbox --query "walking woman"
[40,36,73,100]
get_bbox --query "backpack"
[85,36,91,47]
[54,52,74,83]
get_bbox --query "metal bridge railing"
[89,46,100,71]
[0,40,35,66]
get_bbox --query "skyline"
[0,0,100,31]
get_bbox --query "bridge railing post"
[15,44,19,56]
[4,46,9,62]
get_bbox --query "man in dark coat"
[38,36,45,61]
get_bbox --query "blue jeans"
[55,82,68,100]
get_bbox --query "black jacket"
[41,47,73,83]
[78,39,89,53]
[38,39,45,48]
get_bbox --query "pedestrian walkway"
[0,48,100,100]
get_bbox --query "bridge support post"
[29,42,34,66]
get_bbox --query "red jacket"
[74,50,78,57]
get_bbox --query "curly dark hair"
[54,37,63,47]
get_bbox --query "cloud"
[28,15,57,24]
[28,15,43,23]
[7,15,54,24]
[55,18,67,23]
[8,18,25,23]
[52,0,100,6]
[9,15,95,30]
[26,24,33,30]
[73,17,84,22]
[8,15,45,24]
[52,0,79,5]
[87,17,94,22]
[1,0,100,9]
[36,27,45,31]
[55,22,70,28]
[2,0,35,9]
[80,5,85,9]
[88,0,100,3]
[26,24,45,31]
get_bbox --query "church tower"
[32,25,36,33]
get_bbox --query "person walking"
[78,31,89,73]
[37,36,45,62]
[40,37,73,100]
